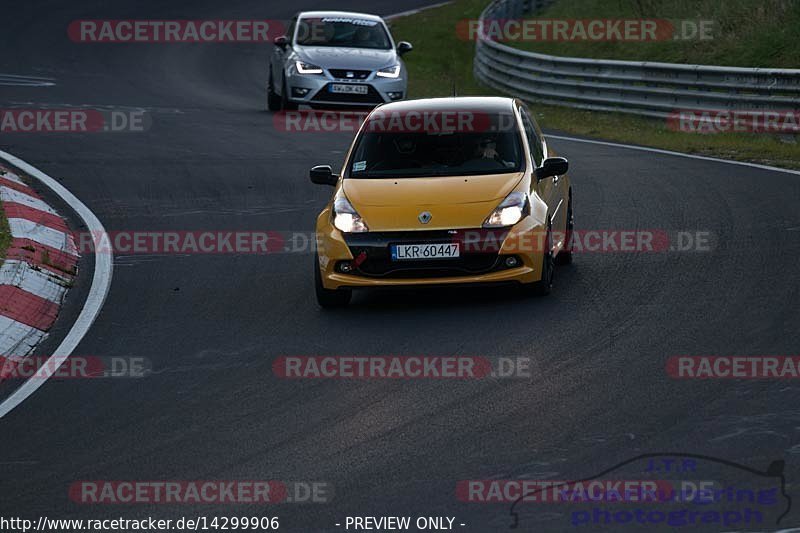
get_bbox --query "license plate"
[391,243,460,261]
[329,84,368,95]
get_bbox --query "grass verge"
[387,0,800,170]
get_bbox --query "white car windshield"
[295,17,392,50]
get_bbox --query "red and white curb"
[0,150,112,419]
[0,165,78,364]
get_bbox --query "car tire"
[281,78,299,111]
[525,222,554,297]
[315,252,351,308]
[267,68,282,112]
[556,192,573,265]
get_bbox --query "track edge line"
[0,150,113,419]
[546,134,800,176]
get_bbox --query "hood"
[342,172,524,231]
[296,46,397,70]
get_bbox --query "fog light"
[292,87,310,97]
[338,262,354,273]
[387,91,404,101]
[505,256,520,268]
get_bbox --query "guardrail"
[473,0,800,118]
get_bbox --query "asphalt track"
[1,0,800,531]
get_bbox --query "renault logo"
[418,211,432,224]
[346,71,354,78]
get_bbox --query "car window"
[295,17,392,50]
[348,111,523,178]
[520,108,544,167]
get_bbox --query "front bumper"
[316,211,547,290]
[285,68,406,107]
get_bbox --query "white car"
[267,11,412,110]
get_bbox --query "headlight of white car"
[376,65,401,78]
[483,192,529,228]
[295,61,323,75]
[333,196,369,233]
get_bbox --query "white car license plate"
[391,243,460,261]
[329,84,368,95]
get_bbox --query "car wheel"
[556,192,573,265]
[315,252,351,308]
[281,78,299,111]
[267,68,282,111]
[526,222,554,297]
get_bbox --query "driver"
[474,136,499,160]
[393,136,417,154]
[354,26,375,47]
[470,135,516,169]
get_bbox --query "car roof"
[296,11,385,23]
[372,97,517,115]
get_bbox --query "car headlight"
[333,196,369,233]
[483,192,529,228]
[376,65,401,78]
[295,61,323,75]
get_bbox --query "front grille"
[343,229,510,279]
[328,69,371,80]
[311,83,384,104]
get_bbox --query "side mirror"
[396,41,413,56]
[535,157,568,180]
[310,165,338,186]
[273,35,289,50]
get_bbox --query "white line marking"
[0,169,27,185]
[0,186,56,214]
[0,150,113,419]
[0,316,48,358]
[385,1,454,20]
[0,260,69,303]
[0,74,56,87]
[546,134,800,177]
[7,218,78,255]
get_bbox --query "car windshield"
[295,17,392,50]
[348,111,523,178]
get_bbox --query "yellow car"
[310,96,572,307]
